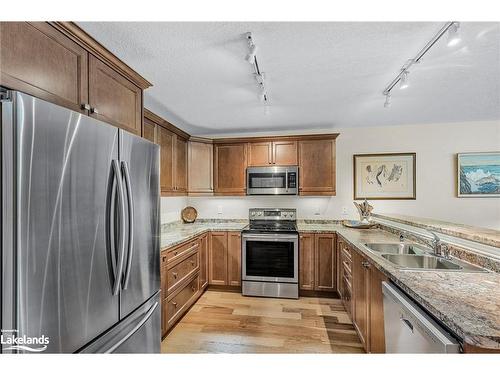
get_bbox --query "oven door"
[246,166,298,195]
[242,233,298,283]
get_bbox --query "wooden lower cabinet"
[340,235,387,353]
[299,233,315,291]
[199,234,209,289]
[227,233,242,286]
[209,232,228,285]
[299,232,337,293]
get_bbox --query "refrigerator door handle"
[105,301,159,353]
[112,160,126,295]
[121,161,134,290]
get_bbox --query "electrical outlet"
[314,206,321,215]
[342,207,348,216]
[217,205,223,215]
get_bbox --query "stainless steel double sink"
[363,243,487,272]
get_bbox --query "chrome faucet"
[427,231,450,259]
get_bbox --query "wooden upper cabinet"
[248,142,273,166]
[188,140,213,195]
[299,233,315,291]
[143,118,157,143]
[273,140,297,165]
[227,233,242,286]
[175,137,188,193]
[0,22,88,113]
[314,233,337,292]
[209,232,228,285]
[248,140,298,166]
[298,138,336,195]
[158,126,175,194]
[89,55,142,135]
[214,143,248,195]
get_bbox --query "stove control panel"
[249,208,296,221]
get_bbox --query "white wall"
[162,120,500,229]
[160,197,187,224]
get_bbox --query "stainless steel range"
[241,208,299,299]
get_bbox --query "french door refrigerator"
[1,90,161,353]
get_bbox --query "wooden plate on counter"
[181,206,198,223]
[342,220,377,229]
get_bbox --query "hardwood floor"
[161,291,364,353]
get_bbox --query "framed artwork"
[457,152,500,197]
[353,153,416,200]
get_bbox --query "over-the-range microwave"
[246,166,298,195]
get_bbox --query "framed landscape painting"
[457,152,500,197]
[353,153,416,200]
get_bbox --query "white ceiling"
[78,22,500,136]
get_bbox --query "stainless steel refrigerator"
[1,90,161,353]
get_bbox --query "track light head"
[447,22,461,47]
[384,93,391,108]
[399,71,409,90]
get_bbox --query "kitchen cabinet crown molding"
[212,133,339,144]
[144,108,190,140]
[50,22,152,90]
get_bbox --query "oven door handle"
[242,233,298,241]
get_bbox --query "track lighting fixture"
[245,32,270,103]
[399,70,409,89]
[384,93,391,108]
[447,22,461,47]
[382,21,461,108]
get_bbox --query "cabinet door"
[143,118,157,143]
[352,250,369,349]
[199,234,209,290]
[209,232,228,285]
[175,137,188,193]
[227,232,242,286]
[158,126,175,194]
[299,233,315,291]
[314,233,336,291]
[0,22,88,113]
[248,142,272,166]
[368,264,388,353]
[273,141,297,165]
[298,139,336,195]
[188,141,213,195]
[89,55,142,135]
[214,143,247,195]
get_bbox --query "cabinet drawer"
[166,275,199,329]
[167,251,199,294]
[166,238,200,263]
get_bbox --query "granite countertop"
[373,213,500,249]
[160,220,248,249]
[161,220,500,349]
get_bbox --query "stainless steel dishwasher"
[382,282,460,353]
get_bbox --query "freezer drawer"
[78,292,161,353]
[382,282,459,353]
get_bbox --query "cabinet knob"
[172,301,177,307]
[191,260,195,266]
[191,286,196,292]
[90,107,99,115]
[362,261,370,268]
[172,272,178,279]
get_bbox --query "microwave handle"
[285,169,289,192]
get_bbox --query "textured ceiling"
[78,22,500,136]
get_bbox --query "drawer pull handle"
[172,301,177,308]
[174,251,178,256]
[162,256,167,262]
[191,260,195,266]
[191,286,196,292]
[172,272,178,279]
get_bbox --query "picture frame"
[353,153,416,200]
[457,152,500,197]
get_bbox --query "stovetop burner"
[243,208,298,233]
